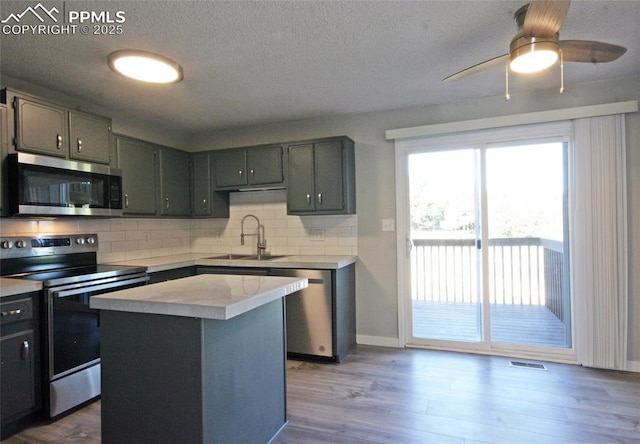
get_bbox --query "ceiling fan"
[442,0,627,83]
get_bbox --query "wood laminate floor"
[4,345,640,443]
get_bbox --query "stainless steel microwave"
[7,153,123,217]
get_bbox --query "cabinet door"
[247,145,284,186]
[14,97,67,157]
[192,152,212,216]
[287,143,316,212]
[1,332,36,420]
[191,152,230,218]
[1,105,6,214]
[69,111,112,164]
[214,149,247,188]
[314,140,344,212]
[116,137,157,215]
[159,147,190,216]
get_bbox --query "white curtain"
[571,114,628,370]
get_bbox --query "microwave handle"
[52,276,148,298]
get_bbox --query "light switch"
[382,219,395,232]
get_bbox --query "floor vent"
[509,360,547,371]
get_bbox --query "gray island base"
[91,274,307,444]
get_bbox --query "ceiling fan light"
[108,50,183,84]
[509,38,559,74]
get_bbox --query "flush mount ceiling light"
[108,49,183,84]
[509,36,559,73]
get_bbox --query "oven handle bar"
[52,275,149,298]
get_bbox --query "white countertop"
[110,253,358,273]
[0,278,42,298]
[90,274,307,320]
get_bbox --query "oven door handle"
[52,276,149,298]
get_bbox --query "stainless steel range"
[0,234,148,418]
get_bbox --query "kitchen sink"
[205,254,287,261]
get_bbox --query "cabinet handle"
[238,170,243,177]
[165,197,170,210]
[21,340,30,360]
[250,169,255,178]
[318,193,323,205]
[202,198,207,209]
[1,308,22,317]
[124,193,129,209]
[77,138,82,152]
[56,134,63,150]
[306,194,311,205]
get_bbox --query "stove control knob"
[15,240,27,248]
[86,237,96,245]
[1,241,13,249]
[76,238,86,245]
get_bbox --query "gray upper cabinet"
[2,89,112,164]
[13,96,67,158]
[191,152,229,218]
[115,136,157,216]
[213,145,284,190]
[159,147,191,216]
[246,146,284,185]
[68,111,111,164]
[287,137,355,215]
[1,105,6,214]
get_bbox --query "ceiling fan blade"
[559,40,627,63]
[522,0,571,37]
[442,54,509,82]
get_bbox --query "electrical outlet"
[309,229,325,241]
[382,219,395,232]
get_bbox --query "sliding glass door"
[408,149,482,342]
[404,139,571,354]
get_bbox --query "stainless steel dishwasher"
[269,269,333,358]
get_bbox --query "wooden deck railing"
[411,237,565,319]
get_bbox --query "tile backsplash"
[0,190,357,263]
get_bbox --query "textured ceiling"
[1,0,639,133]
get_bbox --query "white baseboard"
[356,334,402,348]
[626,360,640,372]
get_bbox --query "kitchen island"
[90,274,307,444]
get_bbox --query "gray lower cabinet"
[1,292,40,437]
[159,147,190,216]
[2,89,112,164]
[213,144,284,189]
[116,136,157,215]
[287,137,355,215]
[100,299,287,444]
[191,152,229,218]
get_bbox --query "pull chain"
[559,50,565,94]
[505,62,510,101]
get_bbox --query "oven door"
[48,274,148,379]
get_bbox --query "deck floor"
[413,300,569,347]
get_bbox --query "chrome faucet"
[240,214,267,260]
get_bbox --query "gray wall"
[4,74,638,363]
[189,75,640,362]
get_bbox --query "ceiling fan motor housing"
[509,35,560,73]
